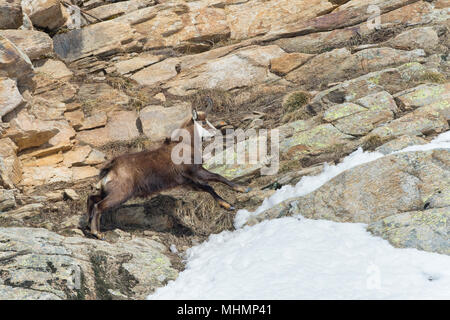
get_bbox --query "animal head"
[192,96,217,139]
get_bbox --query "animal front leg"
[197,168,251,193]
[189,179,235,211]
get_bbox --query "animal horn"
[205,96,213,115]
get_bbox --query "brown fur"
[87,112,249,239]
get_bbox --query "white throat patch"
[194,120,216,139]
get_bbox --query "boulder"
[0,138,21,189]
[286,47,426,89]
[323,92,397,137]
[0,78,25,120]
[4,111,60,151]
[53,20,141,62]
[251,150,450,230]
[0,227,178,299]
[115,3,230,51]
[131,57,180,87]
[270,52,314,75]
[86,0,156,21]
[139,104,191,142]
[0,0,22,29]
[34,59,73,80]
[0,30,53,61]
[22,0,66,31]
[0,188,15,212]
[368,207,449,255]
[114,53,163,76]
[225,0,334,40]
[375,135,428,155]
[385,27,440,53]
[76,111,140,147]
[20,165,72,186]
[394,83,450,116]
[0,35,34,92]
[366,106,449,143]
[162,45,285,95]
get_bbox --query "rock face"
[0,30,53,60]
[0,188,15,211]
[0,138,21,189]
[368,207,449,255]
[139,104,191,142]
[22,0,66,31]
[0,0,448,300]
[0,227,178,299]
[248,150,450,255]
[53,20,141,62]
[0,35,34,92]
[0,0,22,29]
[0,78,25,119]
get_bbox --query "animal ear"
[192,109,198,121]
[205,96,213,115]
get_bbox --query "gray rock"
[0,189,15,212]
[248,150,450,254]
[0,0,22,29]
[0,227,178,299]
[368,207,449,255]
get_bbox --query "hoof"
[91,231,105,240]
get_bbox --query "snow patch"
[148,217,450,299]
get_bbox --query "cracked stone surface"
[0,228,178,300]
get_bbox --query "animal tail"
[99,159,115,179]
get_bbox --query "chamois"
[86,98,251,239]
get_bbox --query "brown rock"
[0,138,21,188]
[72,166,99,181]
[22,0,66,31]
[4,111,59,152]
[0,35,34,92]
[0,30,53,61]
[0,0,22,29]
[163,45,285,95]
[76,110,140,147]
[63,145,92,167]
[21,165,72,186]
[114,52,163,75]
[34,59,73,80]
[270,53,314,75]
[385,27,439,53]
[139,104,192,142]
[0,78,25,120]
[53,20,142,62]
[225,0,334,40]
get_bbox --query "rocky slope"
[0,0,449,299]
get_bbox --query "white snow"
[147,131,450,300]
[148,217,450,299]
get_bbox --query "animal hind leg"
[87,194,103,226]
[197,167,251,193]
[90,193,129,240]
